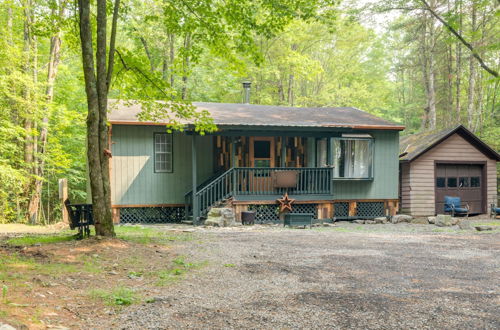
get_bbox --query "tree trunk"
[455,41,462,122]
[419,11,435,130]
[466,3,477,129]
[28,3,65,223]
[78,0,116,237]
[278,78,285,103]
[140,36,155,72]
[7,6,13,44]
[427,1,436,130]
[23,0,34,167]
[181,33,191,100]
[287,73,294,106]
[169,33,175,88]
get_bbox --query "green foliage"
[6,233,77,246]
[89,286,138,306]
[115,225,194,244]
[155,256,205,286]
[2,285,8,303]
[0,0,498,224]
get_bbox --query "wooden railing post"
[232,168,237,195]
[191,135,199,223]
[330,167,334,196]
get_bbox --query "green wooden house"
[107,100,404,224]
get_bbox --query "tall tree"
[77,0,120,236]
[27,0,67,223]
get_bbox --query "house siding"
[404,133,497,216]
[111,125,213,205]
[333,130,400,200]
[110,127,400,206]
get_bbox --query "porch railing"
[233,167,332,195]
[187,167,333,220]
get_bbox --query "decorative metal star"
[277,192,295,212]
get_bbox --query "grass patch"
[89,286,138,306]
[115,225,194,245]
[0,252,81,285]
[223,263,236,268]
[474,221,500,226]
[6,233,77,246]
[154,256,205,286]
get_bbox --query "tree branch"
[106,0,120,92]
[420,0,498,78]
[115,49,172,99]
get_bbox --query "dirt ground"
[0,226,196,329]
[1,218,499,329]
[103,220,499,330]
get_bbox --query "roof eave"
[109,121,405,131]
[404,125,500,162]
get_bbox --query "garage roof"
[108,100,405,131]
[399,125,500,162]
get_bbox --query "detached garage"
[399,125,499,217]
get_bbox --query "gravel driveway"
[106,226,500,329]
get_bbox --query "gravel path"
[105,226,500,329]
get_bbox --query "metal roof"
[108,100,405,131]
[399,125,500,162]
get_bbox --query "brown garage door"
[435,164,484,214]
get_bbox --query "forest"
[0,0,498,224]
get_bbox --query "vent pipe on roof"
[242,81,251,104]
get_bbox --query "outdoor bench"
[64,200,94,239]
[283,213,314,228]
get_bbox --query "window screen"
[154,133,172,172]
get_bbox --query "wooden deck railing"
[187,167,333,220]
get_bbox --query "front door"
[435,164,484,214]
[250,137,275,168]
[248,137,275,192]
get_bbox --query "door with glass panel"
[248,137,275,192]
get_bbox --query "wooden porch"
[187,133,337,222]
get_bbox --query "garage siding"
[407,133,497,216]
[400,163,411,213]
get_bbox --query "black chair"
[64,200,94,238]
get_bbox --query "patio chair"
[444,196,469,217]
[491,204,500,219]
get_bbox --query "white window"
[332,138,373,179]
[154,133,173,172]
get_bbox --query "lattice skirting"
[333,201,386,219]
[334,202,349,217]
[120,207,186,224]
[356,202,385,218]
[247,203,318,223]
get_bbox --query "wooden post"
[281,136,286,167]
[348,201,357,217]
[112,207,120,224]
[58,178,68,223]
[327,138,333,166]
[192,135,199,223]
[231,137,237,168]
